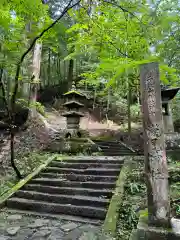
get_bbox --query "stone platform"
[0,210,111,240]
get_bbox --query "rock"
[28,219,50,228]
[79,232,113,240]
[6,226,20,236]
[32,229,51,238]
[79,224,99,233]
[7,214,22,221]
[48,228,64,239]
[171,217,180,234]
[64,228,82,240]
[61,222,79,232]
[79,232,98,240]
[0,237,9,240]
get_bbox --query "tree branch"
[11,0,81,112]
[8,0,81,179]
[103,0,139,19]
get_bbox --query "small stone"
[64,228,82,240]
[48,228,64,239]
[6,226,20,236]
[7,214,22,221]
[28,219,50,228]
[32,229,51,238]
[0,237,9,240]
[171,217,180,234]
[79,225,99,233]
[79,232,98,240]
[61,223,79,232]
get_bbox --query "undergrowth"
[116,155,180,239]
[0,151,52,197]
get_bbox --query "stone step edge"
[16,190,109,203]
[50,162,123,166]
[22,184,113,198]
[23,184,113,194]
[7,197,106,220]
[39,173,118,179]
[55,156,126,161]
[46,167,120,172]
[4,208,102,225]
[31,178,115,186]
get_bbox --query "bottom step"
[7,198,106,220]
[4,208,102,225]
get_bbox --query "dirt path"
[45,108,121,137]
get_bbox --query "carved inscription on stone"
[145,69,157,116]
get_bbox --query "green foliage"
[34,101,46,116]
[66,0,180,97]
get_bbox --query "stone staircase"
[6,156,124,224]
[93,139,137,156]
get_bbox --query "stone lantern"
[161,87,180,133]
[62,82,85,138]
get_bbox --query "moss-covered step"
[22,184,113,198]
[29,178,116,189]
[93,140,137,156]
[42,166,120,176]
[6,198,107,220]
[38,173,118,182]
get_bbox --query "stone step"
[58,158,124,164]
[15,190,109,208]
[98,145,128,149]
[5,208,102,225]
[50,161,123,169]
[93,140,119,144]
[43,167,120,176]
[6,198,106,220]
[103,153,135,156]
[22,184,113,198]
[38,173,118,182]
[100,149,131,153]
[30,178,115,189]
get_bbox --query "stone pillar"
[140,62,170,227]
[163,103,174,133]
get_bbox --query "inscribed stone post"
[139,62,170,227]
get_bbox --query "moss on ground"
[0,151,57,198]
[103,159,133,236]
[115,156,180,240]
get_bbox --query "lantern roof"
[62,111,84,117]
[161,87,180,103]
[63,100,84,107]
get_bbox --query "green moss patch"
[91,136,115,141]
[0,154,59,208]
[63,90,84,96]
[103,157,135,236]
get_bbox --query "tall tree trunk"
[48,48,51,85]
[0,68,22,179]
[127,83,131,134]
[68,59,74,90]
[64,61,66,82]
[30,42,42,117]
